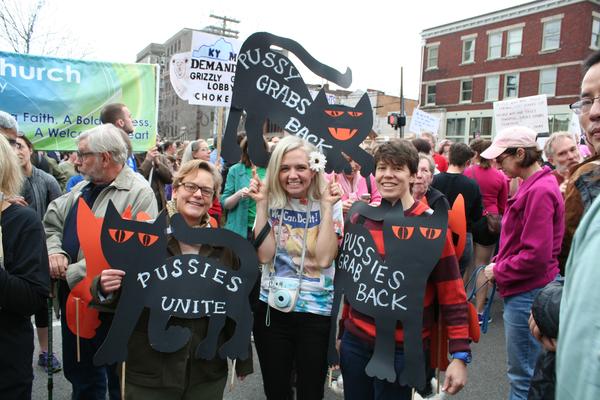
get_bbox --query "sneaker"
[478,313,492,325]
[38,352,62,373]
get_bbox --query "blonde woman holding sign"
[248,135,343,400]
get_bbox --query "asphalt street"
[32,295,508,399]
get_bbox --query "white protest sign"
[568,112,582,136]
[408,108,440,135]
[169,52,193,101]
[169,32,241,107]
[493,95,549,133]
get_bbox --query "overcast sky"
[8,0,527,100]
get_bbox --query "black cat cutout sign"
[327,199,449,390]
[93,201,259,366]
[222,32,374,176]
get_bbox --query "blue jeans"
[340,332,418,400]
[503,288,542,400]
[459,232,473,276]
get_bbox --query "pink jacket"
[493,167,564,297]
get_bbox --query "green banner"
[0,51,159,152]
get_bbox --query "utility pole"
[202,14,241,165]
[203,14,240,39]
[400,66,405,138]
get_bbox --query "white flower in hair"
[309,151,327,172]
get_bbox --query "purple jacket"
[494,166,564,297]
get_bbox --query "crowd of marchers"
[1,50,599,400]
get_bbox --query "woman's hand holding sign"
[248,166,268,204]
[100,269,126,295]
[322,174,342,205]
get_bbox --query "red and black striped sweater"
[339,200,471,355]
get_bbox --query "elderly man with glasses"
[43,123,157,400]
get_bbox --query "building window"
[539,68,557,96]
[592,16,600,49]
[469,117,493,138]
[542,19,561,51]
[426,84,436,105]
[427,45,439,69]
[488,32,502,59]
[485,75,500,101]
[462,38,475,63]
[504,73,519,98]
[507,28,522,56]
[460,80,473,102]
[548,114,570,133]
[446,118,466,141]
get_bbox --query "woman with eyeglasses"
[248,135,343,399]
[480,126,564,400]
[181,139,222,225]
[94,160,253,399]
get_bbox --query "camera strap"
[266,201,312,324]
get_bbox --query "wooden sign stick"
[229,359,237,391]
[121,362,126,399]
[74,297,81,362]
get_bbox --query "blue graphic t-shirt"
[259,198,343,316]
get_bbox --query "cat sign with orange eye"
[327,199,449,390]
[93,201,259,367]
[221,32,374,176]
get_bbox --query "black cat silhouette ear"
[355,92,371,110]
[154,209,168,231]
[346,198,397,223]
[313,89,329,106]
[104,200,121,221]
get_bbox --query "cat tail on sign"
[244,32,352,88]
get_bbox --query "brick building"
[420,0,599,143]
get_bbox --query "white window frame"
[460,80,473,103]
[488,32,502,60]
[446,118,466,141]
[539,68,557,96]
[427,44,439,70]
[485,75,500,101]
[541,17,562,51]
[469,117,493,138]
[506,28,523,56]
[592,13,600,50]
[504,73,520,99]
[426,84,436,105]
[462,38,476,64]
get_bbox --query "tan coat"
[43,166,158,288]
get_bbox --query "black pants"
[33,303,49,329]
[253,301,331,400]
[0,316,34,400]
[58,280,121,400]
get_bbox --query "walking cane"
[47,281,55,400]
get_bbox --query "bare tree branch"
[0,0,90,58]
